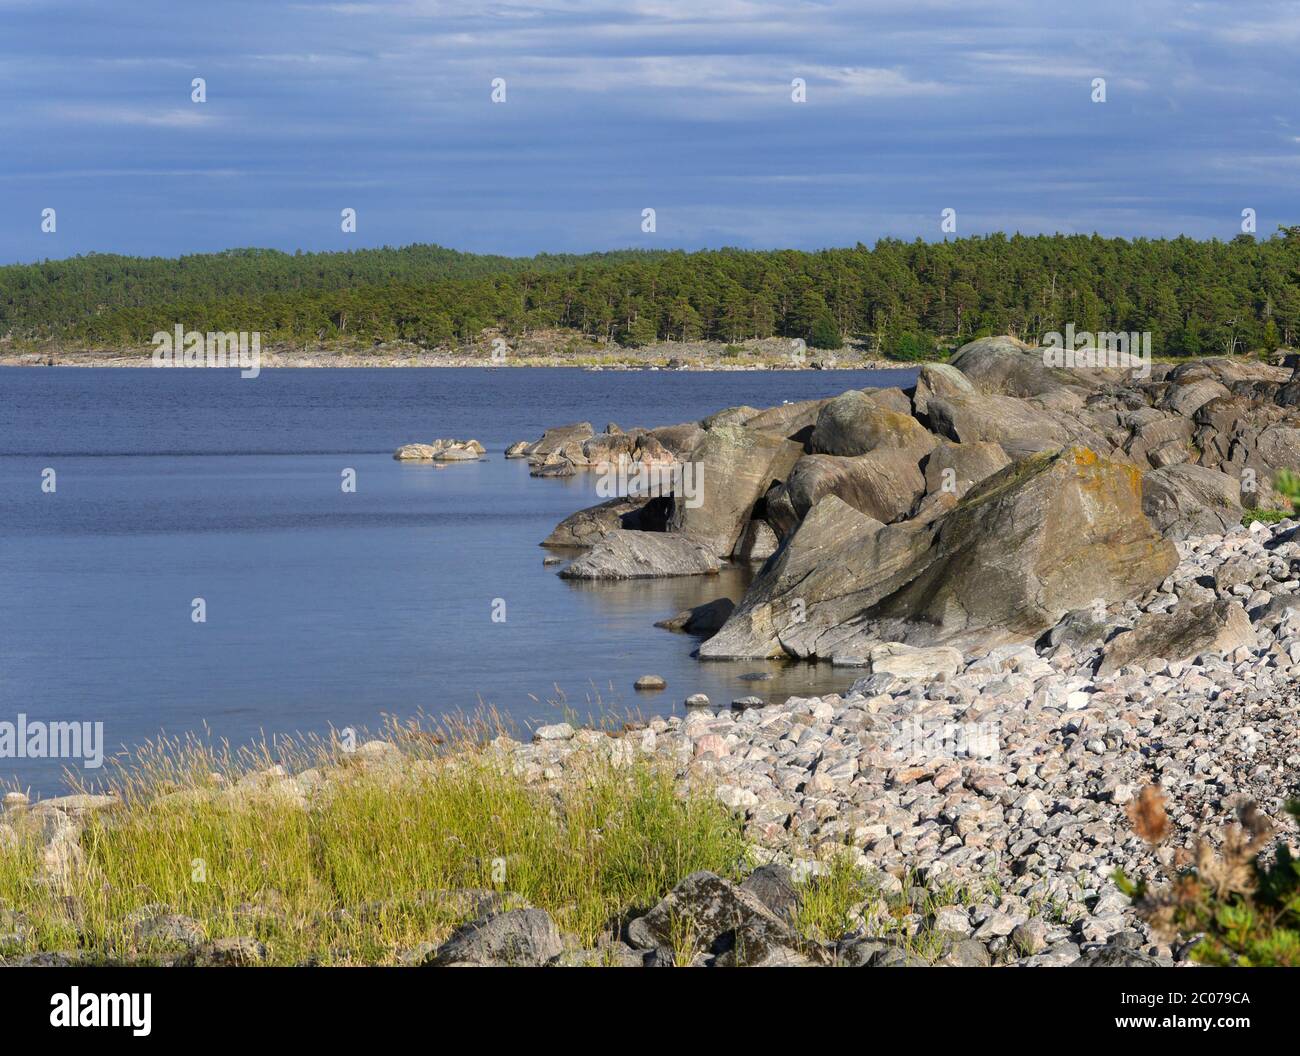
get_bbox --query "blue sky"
[2,0,1298,263]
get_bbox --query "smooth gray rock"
[424,909,563,967]
[559,530,722,579]
[1142,463,1242,539]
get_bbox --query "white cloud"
[47,105,216,128]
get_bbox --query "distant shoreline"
[0,350,906,372]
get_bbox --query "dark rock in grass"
[835,937,895,967]
[131,909,204,951]
[2,950,87,967]
[423,908,563,967]
[551,940,644,967]
[739,863,800,921]
[868,946,930,967]
[625,870,825,967]
[174,936,268,967]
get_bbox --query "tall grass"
[0,717,747,965]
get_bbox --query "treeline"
[5,232,1300,358]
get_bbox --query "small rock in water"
[731,695,764,710]
[635,675,667,691]
[738,671,775,682]
[684,693,710,708]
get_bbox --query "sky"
[1,0,1298,263]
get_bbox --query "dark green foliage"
[808,314,842,350]
[4,232,1300,361]
[884,330,937,361]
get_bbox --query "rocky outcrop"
[809,390,937,457]
[654,597,736,636]
[1141,463,1242,539]
[766,449,927,535]
[668,423,802,557]
[541,495,673,548]
[559,530,722,579]
[527,422,594,460]
[924,391,1098,460]
[1096,599,1255,676]
[702,447,1177,660]
[911,362,975,417]
[394,439,486,461]
[733,518,779,562]
[948,335,1107,398]
[922,440,1011,500]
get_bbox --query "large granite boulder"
[527,422,594,462]
[741,398,829,445]
[733,518,779,562]
[912,363,975,417]
[809,390,938,457]
[766,449,927,536]
[949,335,1106,397]
[654,597,736,636]
[1141,464,1242,539]
[558,530,722,579]
[646,422,707,459]
[1097,600,1255,676]
[922,440,1011,500]
[1160,377,1232,418]
[668,423,803,557]
[541,495,673,548]
[701,447,1178,660]
[923,391,1101,460]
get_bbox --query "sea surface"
[0,366,916,795]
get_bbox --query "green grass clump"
[0,725,747,965]
[1242,508,1290,526]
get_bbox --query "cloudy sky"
[2,0,1298,262]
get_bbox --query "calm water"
[0,366,916,795]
